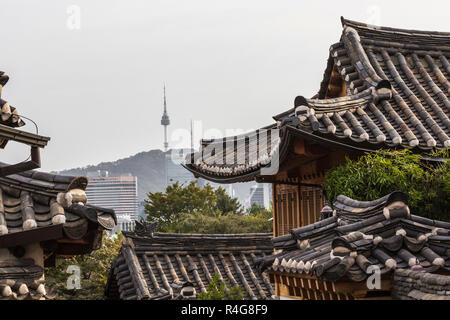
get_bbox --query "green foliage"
[197,273,244,300]
[45,232,123,300]
[144,181,217,230]
[164,211,273,234]
[145,181,272,233]
[214,187,243,215]
[324,149,449,220]
[246,203,271,216]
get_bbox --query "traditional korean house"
[255,191,450,299]
[105,221,275,300]
[183,18,450,298]
[0,72,116,299]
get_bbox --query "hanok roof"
[0,165,116,299]
[393,268,450,300]
[0,163,116,252]
[0,72,24,128]
[0,258,53,300]
[291,17,450,149]
[0,71,50,149]
[105,224,275,300]
[184,17,450,183]
[256,191,450,282]
[184,125,282,183]
[0,71,50,181]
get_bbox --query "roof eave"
[0,124,50,149]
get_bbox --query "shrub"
[45,232,122,299]
[145,181,272,233]
[323,149,449,221]
[197,273,244,300]
[164,211,273,234]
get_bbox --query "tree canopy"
[324,149,449,220]
[45,232,122,300]
[145,181,272,233]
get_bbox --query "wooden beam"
[360,296,392,300]
[277,283,292,298]
[57,238,90,244]
[312,289,319,300]
[272,271,397,300]
[279,191,285,236]
[274,280,280,297]
[257,178,322,188]
[0,124,50,149]
[334,279,391,294]
[339,81,347,97]
[304,142,330,156]
[305,288,312,300]
[0,224,63,248]
[325,64,345,98]
[0,146,41,177]
[293,139,306,155]
[287,191,293,234]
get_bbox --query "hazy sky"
[1,0,449,171]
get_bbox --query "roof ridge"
[272,191,411,244]
[0,72,25,128]
[265,191,450,282]
[273,87,383,120]
[129,231,273,240]
[0,162,88,194]
[340,25,384,89]
[153,232,272,237]
[334,190,404,209]
[200,125,277,146]
[341,16,450,37]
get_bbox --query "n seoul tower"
[160,85,170,152]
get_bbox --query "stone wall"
[392,269,450,300]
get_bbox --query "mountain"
[56,149,167,202]
[56,149,260,207]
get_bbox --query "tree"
[144,181,218,230]
[45,232,123,300]
[246,203,271,217]
[164,212,273,234]
[197,273,244,300]
[145,181,273,233]
[324,149,449,220]
[214,187,243,215]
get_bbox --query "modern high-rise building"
[85,171,139,229]
[248,183,272,209]
[249,184,265,208]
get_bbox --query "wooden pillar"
[272,183,278,238]
[297,184,302,226]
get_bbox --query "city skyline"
[1,1,449,172]
[85,172,139,222]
